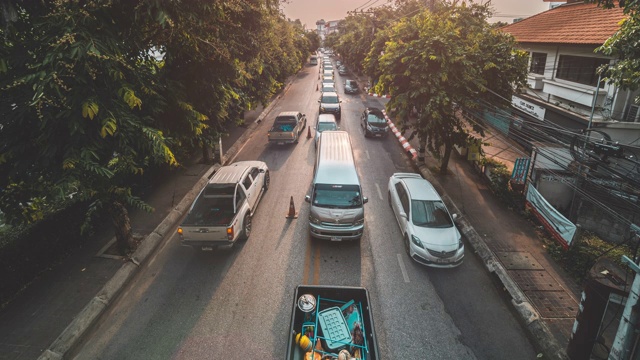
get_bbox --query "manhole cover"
[508,270,564,291]
[496,251,543,270]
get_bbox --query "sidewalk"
[0,93,284,360]
[376,99,581,359]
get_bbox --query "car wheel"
[263,171,270,191]
[404,234,411,256]
[241,214,252,240]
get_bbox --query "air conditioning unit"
[625,104,639,122]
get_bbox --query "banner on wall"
[526,185,577,249]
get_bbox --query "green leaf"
[82,101,99,120]
[100,117,117,138]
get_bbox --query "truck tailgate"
[181,226,228,242]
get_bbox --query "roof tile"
[500,1,627,45]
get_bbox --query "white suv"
[387,173,464,267]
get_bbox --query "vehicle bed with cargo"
[286,285,379,360]
[268,111,307,145]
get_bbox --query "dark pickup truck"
[286,285,379,360]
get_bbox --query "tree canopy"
[374,2,527,173]
[591,0,640,102]
[0,0,310,253]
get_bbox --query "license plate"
[330,236,342,242]
[435,258,449,263]
[201,246,214,251]
[277,142,284,145]
[375,134,382,137]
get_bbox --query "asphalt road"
[70,61,538,359]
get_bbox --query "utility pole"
[568,73,602,222]
[608,224,640,360]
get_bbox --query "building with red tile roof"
[498,1,639,146]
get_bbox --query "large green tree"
[0,0,307,254]
[375,2,528,174]
[590,0,640,103]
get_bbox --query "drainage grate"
[508,270,564,291]
[496,251,543,270]
[525,290,579,318]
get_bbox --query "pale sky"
[281,0,555,30]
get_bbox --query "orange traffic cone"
[286,196,298,219]
[306,125,312,139]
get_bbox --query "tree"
[589,0,640,103]
[0,0,305,255]
[375,2,528,174]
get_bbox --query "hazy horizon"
[281,0,553,30]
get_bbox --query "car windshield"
[347,81,358,87]
[317,122,337,132]
[367,113,386,124]
[313,184,362,209]
[321,95,339,104]
[411,200,454,228]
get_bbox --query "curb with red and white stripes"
[364,87,391,98]
[381,109,418,160]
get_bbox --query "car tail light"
[227,227,234,240]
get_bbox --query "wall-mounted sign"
[512,95,546,121]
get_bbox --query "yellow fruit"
[296,333,312,351]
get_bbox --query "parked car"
[344,79,359,94]
[338,66,348,75]
[178,161,270,250]
[336,60,342,67]
[387,173,464,268]
[314,113,339,148]
[360,107,389,137]
[318,91,342,120]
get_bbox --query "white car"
[387,173,464,267]
[314,114,339,148]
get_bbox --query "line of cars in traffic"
[175,51,464,268]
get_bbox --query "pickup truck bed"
[286,285,379,360]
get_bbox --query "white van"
[305,131,368,241]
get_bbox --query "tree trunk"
[202,143,213,164]
[108,200,134,255]
[440,142,453,175]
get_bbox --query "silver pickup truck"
[268,111,307,145]
[177,161,269,251]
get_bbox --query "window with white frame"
[530,52,547,75]
[556,55,608,88]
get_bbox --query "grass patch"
[542,231,634,285]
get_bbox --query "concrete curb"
[36,164,219,360]
[374,106,569,359]
[37,80,293,360]
[413,159,568,359]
